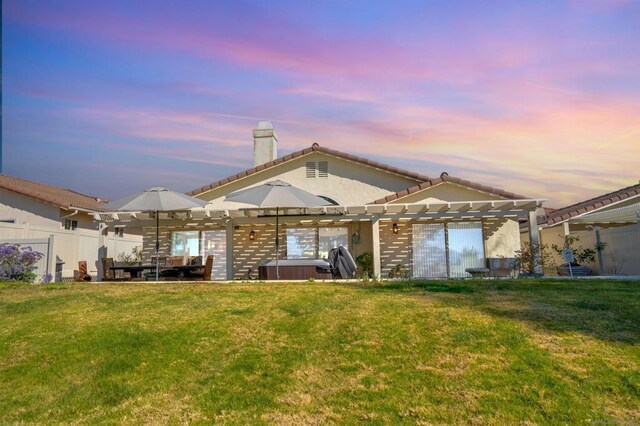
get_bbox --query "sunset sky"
[3,0,639,206]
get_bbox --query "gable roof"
[371,173,528,204]
[546,182,640,225]
[0,174,106,212]
[188,144,430,196]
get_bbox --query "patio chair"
[167,256,184,266]
[101,258,124,281]
[75,260,92,282]
[186,255,213,281]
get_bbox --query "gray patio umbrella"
[224,180,332,279]
[107,187,207,281]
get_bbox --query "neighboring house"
[0,174,142,280]
[521,183,640,275]
[98,121,543,280]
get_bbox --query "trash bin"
[55,260,65,282]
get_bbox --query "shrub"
[387,264,409,279]
[356,251,374,278]
[117,245,143,266]
[0,243,44,282]
[514,242,556,275]
[551,235,606,266]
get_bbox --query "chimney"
[253,120,278,167]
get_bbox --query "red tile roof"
[188,144,430,196]
[546,182,640,225]
[0,174,106,212]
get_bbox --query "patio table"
[110,264,204,280]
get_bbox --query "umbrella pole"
[275,207,279,280]
[155,210,159,281]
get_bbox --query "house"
[521,183,640,275]
[0,174,142,280]
[97,121,544,280]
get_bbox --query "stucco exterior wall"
[0,188,61,227]
[379,220,412,278]
[194,152,420,208]
[390,182,507,204]
[483,218,521,258]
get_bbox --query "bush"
[117,245,143,266]
[356,251,373,278]
[387,264,409,279]
[0,244,44,282]
[514,242,555,275]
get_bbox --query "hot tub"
[258,259,332,280]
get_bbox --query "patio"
[95,199,544,281]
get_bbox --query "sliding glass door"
[412,224,447,278]
[447,222,484,278]
[412,222,484,278]
[201,230,227,280]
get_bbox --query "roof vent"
[312,143,320,148]
[440,172,449,178]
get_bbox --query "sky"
[2,0,639,206]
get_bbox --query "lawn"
[0,279,638,424]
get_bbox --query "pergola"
[95,198,545,279]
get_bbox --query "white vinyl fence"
[598,223,640,275]
[0,237,54,281]
[0,222,142,281]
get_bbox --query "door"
[201,230,227,280]
[412,223,447,278]
[447,222,485,278]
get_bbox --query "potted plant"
[514,241,555,278]
[552,235,606,276]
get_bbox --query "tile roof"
[371,173,528,203]
[188,144,431,196]
[0,174,106,212]
[545,182,640,225]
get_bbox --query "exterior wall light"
[392,222,399,235]
[249,229,256,240]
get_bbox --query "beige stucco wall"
[483,218,521,258]
[0,188,61,227]
[379,220,412,278]
[194,152,420,208]
[521,226,599,275]
[390,182,507,204]
[0,189,100,233]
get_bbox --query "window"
[168,230,228,279]
[286,228,317,259]
[114,227,124,237]
[64,219,78,230]
[412,222,484,278]
[171,231,199,257]
[286,227,349,259]
[318,195,339,205]
[306,161,316,178]
[318,161,328,178]
[318,227,348,259]
[0,218,17,223]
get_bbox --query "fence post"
[594,227,604,275]
[47,234,56,280]
[97,224,107,282]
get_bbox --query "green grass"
[0,279,638,424]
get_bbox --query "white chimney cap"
[256,120,273,129]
